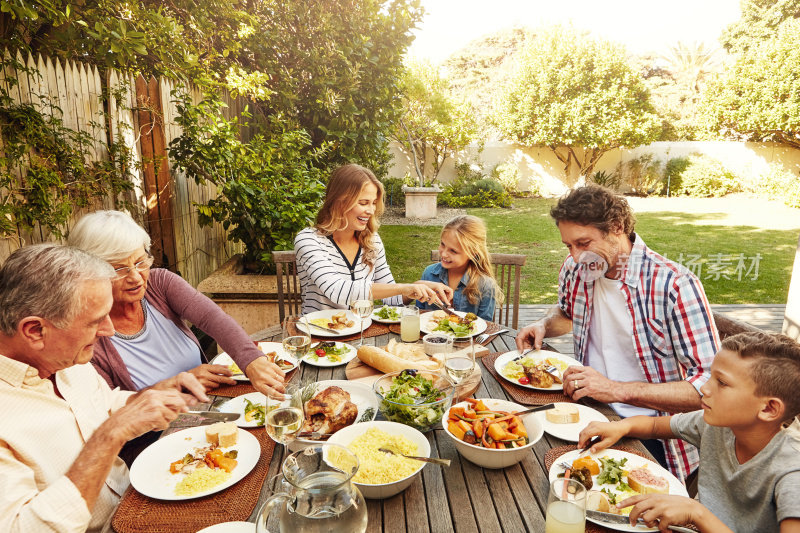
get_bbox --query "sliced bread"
[545,403,580,424]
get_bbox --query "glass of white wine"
[544,478,586,533]
[445,335,475,400]
[349,295,373,347]
[282,316,312,362]
[265,384,304,448]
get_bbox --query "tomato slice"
[315,348,326,357]
[518,376,530,385]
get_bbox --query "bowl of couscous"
[326,421,431,499]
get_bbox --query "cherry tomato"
[315,348,326,357]
[518,376,530,385]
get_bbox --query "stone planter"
[402,185,441,219]
[197,254,282,336]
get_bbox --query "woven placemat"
[212,367,298,398]
[112,428,275,533]
[387,320,502,340]
[289,319,390,343]
[482,352,574,406]
[545,444,651,533]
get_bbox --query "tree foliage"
[720,0,800,53]
[495,26,660,180]
[394,59,478,184]
[699,19,800,149]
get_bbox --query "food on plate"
[596,456,627,485]
[329,427,421,484]
[379,369,448,428]
[310,312,354,330]
[501,353,569,386]
[301,386,358,435]
[522,361,555,388]
[571,456,600,475]
[446,398,530,449]
[374,305,401,321]
[174,467,231,497]
[307,341,350,363]
[545,404,580,424]
[428,310,477,337]
[228,362,243,374]
[586,490,612,513]
[357,341,441,374]
[627,467,669,494]
[168,439,240,496]
[559,466,594,489]
[205,422,239,447]
[262,350,296,371]
[244,397,266,425]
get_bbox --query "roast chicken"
[301,386,358,434]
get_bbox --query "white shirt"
[0,354,133,533]
[585,276,658,418]
[294,228,402,314]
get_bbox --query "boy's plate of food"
[371,305,403,324]
[548,448,689,532]
[419,310,488,338]
[218,392,268,428]
[494,350,581,391]
[533,402,609,441]
[302,341,357,367]
[210,343,299,381]
[129,424,260,500]
[298,309,373,337]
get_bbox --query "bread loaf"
[627,467,669,494]
[545,404,580,424]
[205,422,239,447]
[356,345,440,374]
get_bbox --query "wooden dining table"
[157,323,654,533]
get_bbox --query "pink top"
[91,268,264,391]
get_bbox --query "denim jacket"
[417,262,495,321]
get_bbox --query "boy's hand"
[577,420,629,453]
[620,494,699,532]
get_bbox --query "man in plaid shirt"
[516,185,719,481]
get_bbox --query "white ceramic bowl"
[422,332,452,356]
[441,398,544,469]
[326,421,430,499]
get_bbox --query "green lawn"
[380,198,800,304]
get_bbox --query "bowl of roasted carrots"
[442,398,543,469]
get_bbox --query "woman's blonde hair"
[315,164,385,269]
[441,215,503,306]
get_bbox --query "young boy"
[577,331,800,533]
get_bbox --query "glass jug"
[255,443,368,533]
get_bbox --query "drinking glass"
[265,383,304,449]
[282,316,312,362]
[349,294,373,347]
[400,304,420,342]
[545,478,587,533]
[446,335,475,401]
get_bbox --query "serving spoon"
[379,445,451,467]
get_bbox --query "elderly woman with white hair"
[68,210,285,396]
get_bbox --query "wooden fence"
[0,50,248,286]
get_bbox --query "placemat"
[212,367,298,398]
[482,352,574,406]
[289,319,390,342]
[112,427,275,533]
[387,320,502,341]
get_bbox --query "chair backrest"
[430,250,526,329]
[272,250,302,323]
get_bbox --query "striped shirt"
[558,234,719,481]
[294,228,403,314]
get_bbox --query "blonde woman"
[294,164,452,314]
[418,215,503,321]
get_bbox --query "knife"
[512,403,556,416]
[179,411,240,422]
[587,510,695,532]
[307,322,341,334]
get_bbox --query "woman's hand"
[187,364,237,391]
[245,357,286,397]
[402,283,450,305]
[413,280,453,306]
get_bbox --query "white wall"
[388,140,800,195]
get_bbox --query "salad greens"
[243,398,265,425]
[432,313,477,337]
[597,457,628,485]
[379,369,449,431]
[307,341,349,362]
[374,305,401,321]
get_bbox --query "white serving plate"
[419,310,487,338]
[299,309,373,337]
[302,341,357,367]
[218,392,267,428]
[494,350,582,391]
[210,342,299,381]
[371,305,403,324]
[534,402,609,442]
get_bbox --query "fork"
[476,329,509,344]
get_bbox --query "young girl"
[419,215,503,321]
[294,164,451,314]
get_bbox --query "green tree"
[720,0,800,53]
[495,26,660,180]
[700,19,800,149]
[394,59,478,184]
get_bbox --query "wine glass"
[544,478,586,533]
[265,383,304,449]
[446,335,475,401]
[349,295,373,347]
[282,316,312,362]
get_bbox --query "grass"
[380,197,800,304]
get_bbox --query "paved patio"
[517,304,787,356]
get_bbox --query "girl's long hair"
[315,164,385,269]
[442,215,504,306]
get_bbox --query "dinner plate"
[298,309,373,337]
[419,310,488,338]
[218,392,267,428]
[371,305,403,324]
[290,380,378,449]
[196,521,254,533]
[129,426,260,500]
[302,341,357,367]
[494,350,582,391]
[534,402,609,441]
[209,343,299,381]
[548,449,689,532]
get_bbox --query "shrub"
[463,178,505,196]
[454,161,484,183]
[381,177,407,207]
[617,154,664,196]
[438,189,512,208]
[663,157,689,196]
[491,162,521,193]
[679,154,740,198]
[749,163,800,208]
[590,170,621,190]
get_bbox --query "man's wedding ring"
[573,379,579,389]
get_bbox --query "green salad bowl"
[373,369,455,432]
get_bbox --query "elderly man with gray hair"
[0,244,208,533]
